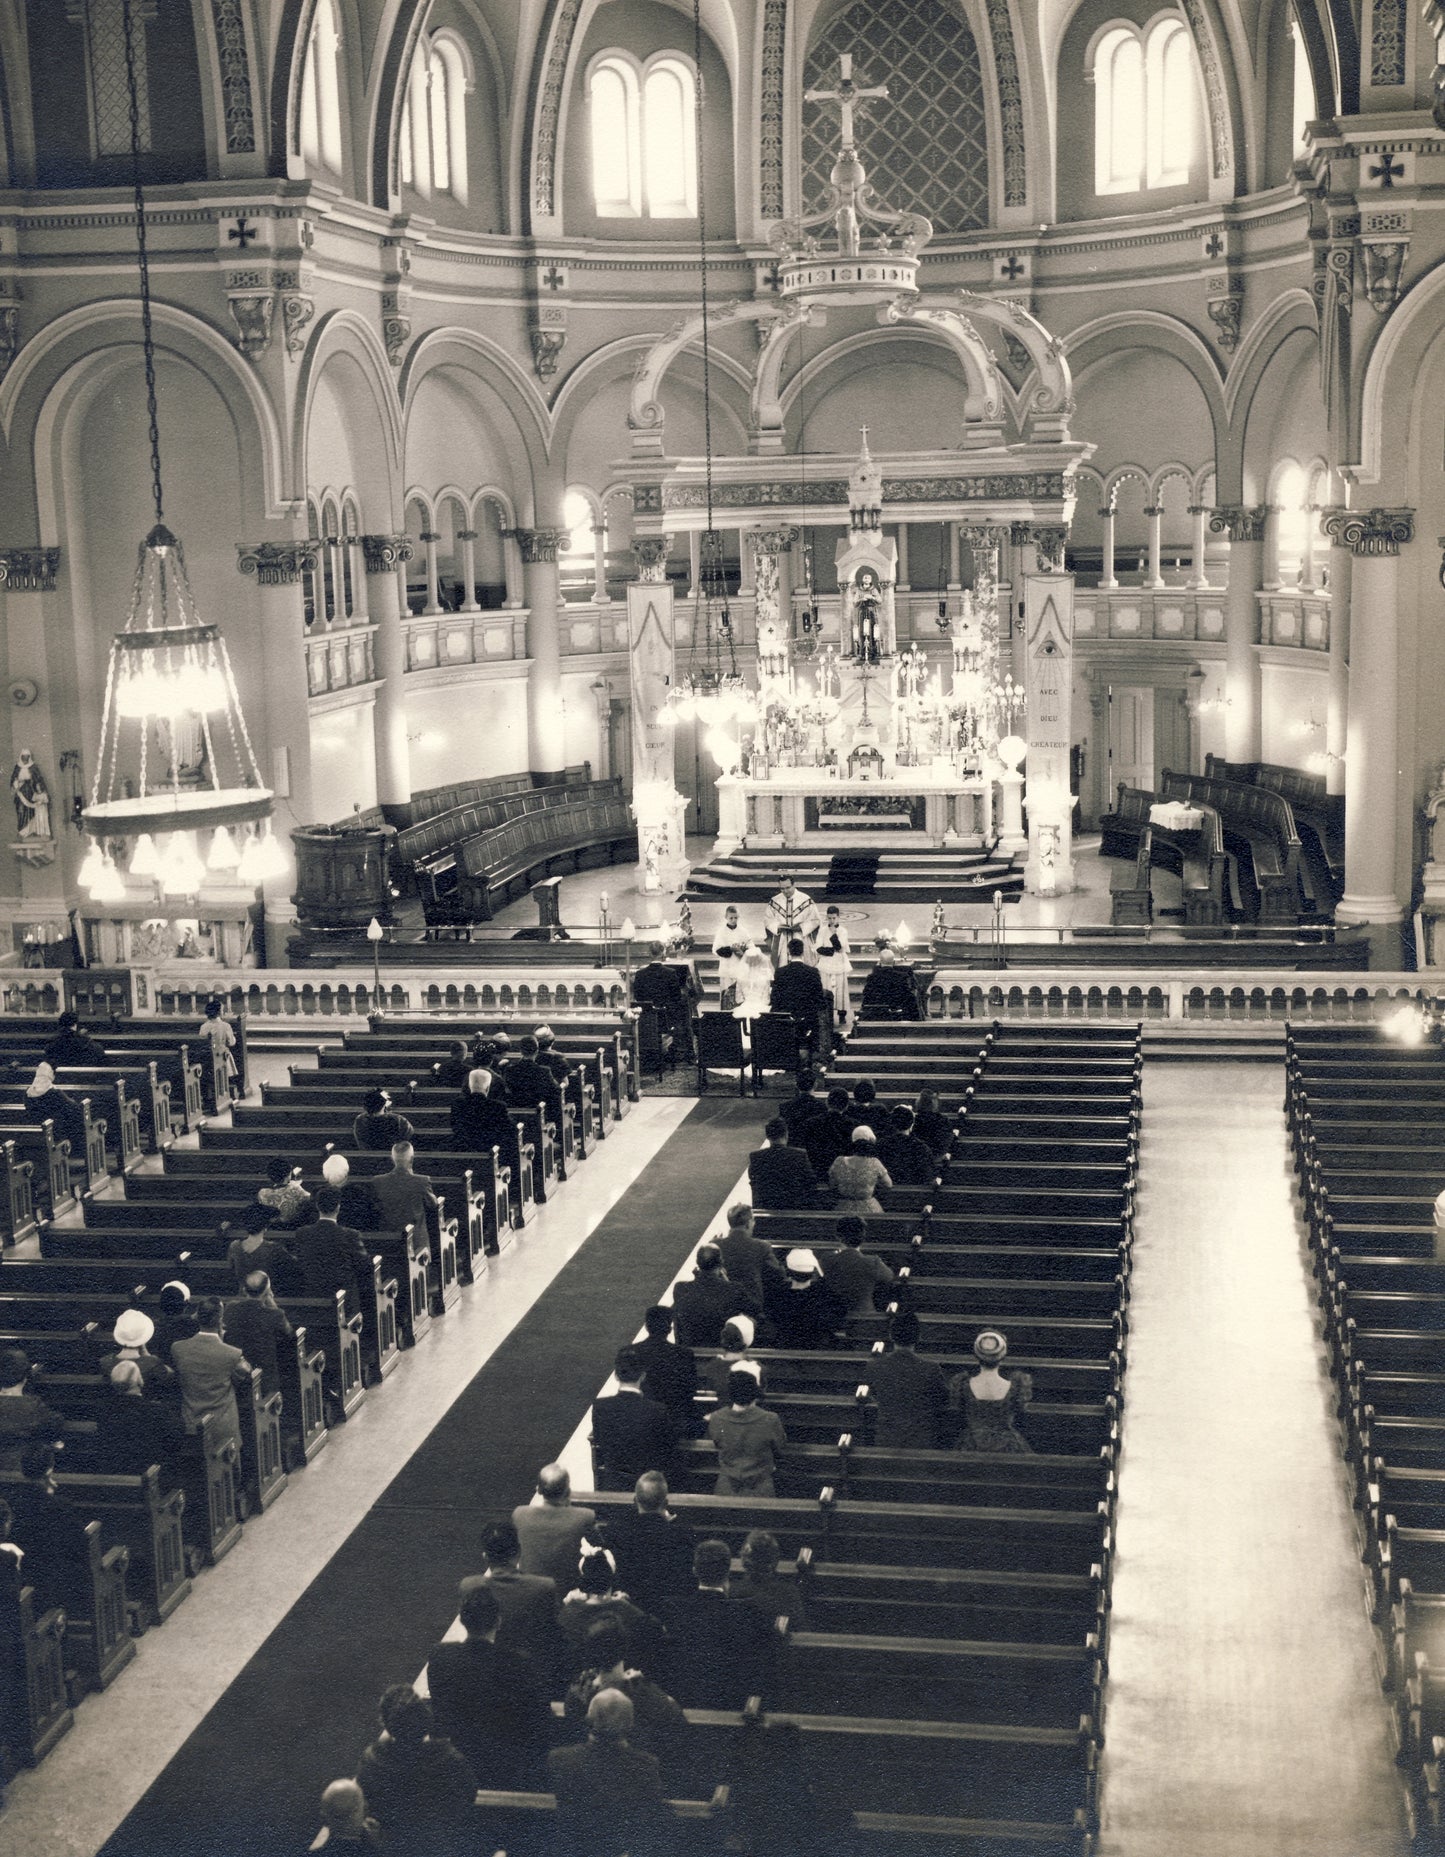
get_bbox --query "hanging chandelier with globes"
[79,0,282,907]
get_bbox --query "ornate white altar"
[716,766,993,853]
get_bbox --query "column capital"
[1186,504,1210,516]
[1320,506,1415,557]
[360,533,415,574]
[961,524,1009,552]
[236,540,320,586]
[515,526,570,564]
[1097,507,1116,522]
[748,525,800,555]
[1030,525,1069,570]
[1208,505,1271,544]
[418,530,441,545]
[1142,505,1165,518]
[633,535,674,581]
[456,529,478,543]
[0,547,61,592]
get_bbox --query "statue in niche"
[11,752,51,839]
[851,567,883,663]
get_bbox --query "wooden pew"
[0,1576,72,1765]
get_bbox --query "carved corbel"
[1360,241,1408,315]
[282,294,315,358]
[227,291,274,361]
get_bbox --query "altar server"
[817,905,854,1031]
[712,906,752,1010]
[764,874,820,969]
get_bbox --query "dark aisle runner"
[101,1098,760,1857]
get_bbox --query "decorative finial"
[859,423,871,460]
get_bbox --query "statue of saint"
[11,752,51,839]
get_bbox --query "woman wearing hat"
[703,1316,763,1399]
[98,1307,174,1393]
[951,1330,1034,1454]
[827,1127,893,1216]
[22,1060,88,1158]
[198,997,239,1094]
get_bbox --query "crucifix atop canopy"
[802,52,888,150]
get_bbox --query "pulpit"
[291,824,393,930]
[529,876,569,941]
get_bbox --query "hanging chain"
[692,0,713,536]
[122,0,165,528]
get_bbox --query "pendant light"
[79,0,277,902]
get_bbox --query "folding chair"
[696,1012,747,1097]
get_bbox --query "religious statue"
[11,752,51,839]
[852,567,883,663]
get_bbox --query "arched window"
[562,490,596,562]
[1091,14,1198,194]
[588,53,697,217]
[299,0,343,177]
[399,31,470,205]
[1290,20,1313,156]
[1273,463,1310,584]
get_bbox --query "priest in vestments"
[764,875,821,969]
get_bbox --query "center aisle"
[99,1095,761,1857]
[1096,1062,1408,1857]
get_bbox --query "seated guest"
[22,1061,87,1156]
[829,1127,892,1216]
[748,1117,821,1211]
[599,1472,694,1613]
[670,1244,761,1349]
[225,1198,301,1295]
[448,1066,515,1156]
[849,1078,879,1129]
[170,1298,248,1453]
[707,1371,786,1498]
[99,1308,175,1392]
[547,1688,668,1857]
[512,1464,598,1591]
[94,1359,186,1472]
[913,1088,953,1157]
[559,1546,661,1675]
[8,1443,89,1611]
[592,1347,676,1491]
[779,1069,826,1143]
[872,1310,949,1450]
[800,1087,856,1175]
[308,1778,380,1851]
[460,1520,561,1675]
[534,1025,574,1086]
[702,1316,763,1399]
[432,1040,472,1091]
[769,938,828,1039]
[351,1088,413,1153]
[503,1035,565,1129]
[424,1585,552,1791]
[765,1249,846,1352]
[658,1539,777,1711]
[563,1618,689,1775]
[256,1155,313,1230]
[820,1216,895,1316]
[152,1281,199,1366]
[632,1307,698,1434]
[0,1348,64,1472]
[632,942,694,1061]
[354,1685,477,1857]
[858,945,921,1020]
[729,1528,808,1629]
[42,1010,107,1069]
[951,1328,1034,1455]
[370,1142,441,1248]
[296,1187,373,1320]
[877,1103,939,1187]
[717,1202,786,1304]
[222,1272,294,1401]
[321,1154,382,1234]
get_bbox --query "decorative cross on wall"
[1370,153,1406,188]
[1203,231,1224,259]
[760,261,782,290]
[999,254,1026,281]
[803,52,889,147]
[228,217,259,250]
[541,266,566,291]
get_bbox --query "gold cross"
[804,53,888,148]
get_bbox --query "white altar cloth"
[716,767,994,853]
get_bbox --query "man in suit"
[425,1584,553,1791]
[876,1103,939,1187]
[820,1216,896,1317]
[41,1011,107,1069]
[800,1087,856,1176]
[600,1471,694,1614]
[512,1463,598,1590]
[779,1069,827,1144]
[716,1202,786,1304]
[657,1538,778,1710]
[370,1141,441,1248]
[547,1689,668,1857]
[858,945,921,1020]
[769,938,828,1049]
[170,1297,249,1452]
[748,1118,822,1211]
[295,1186,374,1319]
[503,1035,565,1130]
[632,944,694,1061]
[221,1271,294,1401]
[449,1066,516,1156]
[871,1310,950,1449]
[433,1039,473,1090]
[670,1244,761,1349]
[633,1307,698,1435]
[320,1153,382,1234]
[460,1519,561,1675]
[351,1087,414,1152]
[591,1348,676,1491]
[533,1025,574,1086]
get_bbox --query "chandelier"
[79,0,280,905]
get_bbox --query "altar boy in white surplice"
[712,905,753,1009]
[764,874,821,969]
[817,904,854,1031]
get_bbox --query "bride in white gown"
[732,943,775,1028]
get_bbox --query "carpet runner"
[824,853,880,898]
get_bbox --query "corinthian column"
[1208,505,1269,763]
[361,533,415,814]
[516,526,570,778]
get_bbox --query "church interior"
[2,0,1445,1851]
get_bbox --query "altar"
[717,766,993,852]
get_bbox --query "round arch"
[397,329,552,513]
[1064,310,1227,479]
[295,310,404,518]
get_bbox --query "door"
[607,698,633,797]
[1106,684,1155,800]
[1153,686,1192,785]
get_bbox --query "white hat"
[852,1125,876,1145]
[322,1154,350,1186]
[785,1248,820,1278]
[535,1025,554,1042]
[973,1328,1008,1365]
[721,1314,755,1350]
[112,1308,155,1349]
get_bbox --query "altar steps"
[684,846,1023,905]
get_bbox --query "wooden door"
[1106,685,1155,798]
[1153,685,1193,784]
